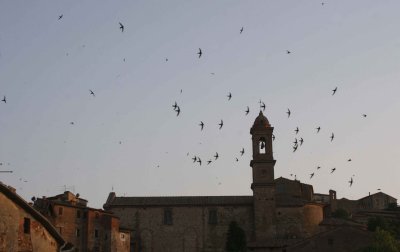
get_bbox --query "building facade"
[104,112,329,252]
[0,182,73,252]
[34,191,130,252]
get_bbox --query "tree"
[367,216,388,232]
[226,221,247,252]
[332,208,349,219]
[361,229,400,252]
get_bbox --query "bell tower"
[250,111,276,241]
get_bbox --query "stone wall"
[109,204,254,252]
[275,204,324,240]
[0,193,60,252]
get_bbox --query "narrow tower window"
[259,137,266,154]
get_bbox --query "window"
[58,207,63,216]
[76,228,80,237]
[164,209,173,225]
[259,137,266,154]
[94,229,99,238]
[23,218,30,234]
[208,209,218,225]
[77,210,81,218]
[83,211,87,219]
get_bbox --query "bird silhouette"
[331,168,336,173]
[293,145,298,152]
[70,122,74,125]
[235,157,239,162]
[175,106,180,116]
[240,27,244,34]
[348,159,352,162]
[362,114,367,118]
[332,87,337,95]
[119,22,124,32]
[293,138,298,145]
[316,127,321,133]
[245,106,250,115]
[197,158,202,166]
[172,101,178,110]
[89,90,95,97]
[192,156,197,163]
[286,50,291,54]
[272,134,275,141]
[240,148,244,156]
[58,15,63,20]
[349,177,354,187]
[197,48,202,58]
[214,152,219,160]
[299,138,304,146]
[207,160,212,165]
[317,166,321,170]
[199,121,204,130]
[310,173,314,179]
[287,109,291,118]
[227,92,232,100]
[330,133,334,142]
[165,58,168,62]
[1,96,6,103]
[219,120,223,129]
[295,127,299,134]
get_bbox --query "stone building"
[0,181,73,251]
[34,191,130,252]
[103,112,330,252]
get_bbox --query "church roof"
[104,195,254,208]
[250,111,271,132]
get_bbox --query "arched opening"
[259,137,266,154]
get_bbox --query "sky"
[1,1,400,208]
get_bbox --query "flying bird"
[119,22,124,32]
[299,138,304,146]
[245,106,250,115]
[293,138,298,145]
[317,166,321,170]
[331,168,336,173]
[362,114,367,118]
[293,145,298,152]
[70,122,74,125]
[175,106,181,116]
[207,160,212,165]
[172,101,178,110]
[219,120,223,129]
[348,158,352,162]
[316,127,321,133]
[192,156,197,163]
[214,152,219,160]
[227,92,232,100]
[272,134,275,141]
[286,109,291,118]
[286,50,291,54]
[310,173,314,179]
[1,96,6,103]
[332,87,337,95]
[197,48,202,58]
[197,158,202,166]
[240,27,244,34]
[165,58,168,62]
[199,121,204,130]
[58,14,63,20]
[330,133,334,142]
[235,158,239,162]
[240,148,245,156]
[349,177,354,187]
[89,90,95,97]
[295,127,299,134]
